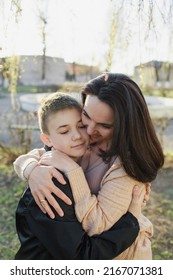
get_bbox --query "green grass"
[2,85,37,94]
[144,196,173,260]
[0,165,25,259]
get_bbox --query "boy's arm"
[15,178,139,260]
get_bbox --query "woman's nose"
[86,122,96,135]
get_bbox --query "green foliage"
[143,88,173,98]
[0,144,23,165]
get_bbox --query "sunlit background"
[0,0,173,74]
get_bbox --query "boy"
[15,92,142,260]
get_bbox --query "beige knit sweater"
[14,149,153,260]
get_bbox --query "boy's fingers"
[132,185,139,200]
[144,193,150,202]
[146,183,151,194]
[132,185,146,204]
[133,185,139,193]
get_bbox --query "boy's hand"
[28,165,72,219]
[128,186,146,219]
[143,182,151,205]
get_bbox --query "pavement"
[0,93,173,152]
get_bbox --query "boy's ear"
[40,133,52,147]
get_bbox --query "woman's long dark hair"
[81,73,164,183]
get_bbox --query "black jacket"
[15,175,139,260]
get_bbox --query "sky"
[0,0,173,75]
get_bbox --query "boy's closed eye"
[59,130,69,134]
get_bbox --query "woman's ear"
[40,133,52,147]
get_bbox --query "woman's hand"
[28,165,72,219]
[128,186,146,219]
[40,150,79,173]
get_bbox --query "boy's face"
[41,108,89,161]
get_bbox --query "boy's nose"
[72,130,82,140]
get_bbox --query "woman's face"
[82,95,114,150]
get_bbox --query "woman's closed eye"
[101,124,113,129]
[78,123,86,129]
[82,110,89,118]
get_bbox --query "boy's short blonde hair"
[38,92,82,134]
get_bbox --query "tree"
[36,1,48,81]
[105,0,173,77]
[0,0,22,110]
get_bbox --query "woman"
[14,73,164,259]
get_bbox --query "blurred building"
[134,60,173,89]
[19,55,65,85]
[65,62,100,82]
[0,55,101,87]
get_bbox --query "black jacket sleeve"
[15,176,139,260]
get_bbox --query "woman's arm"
[13,149,72,218]
[13,148,44,180]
